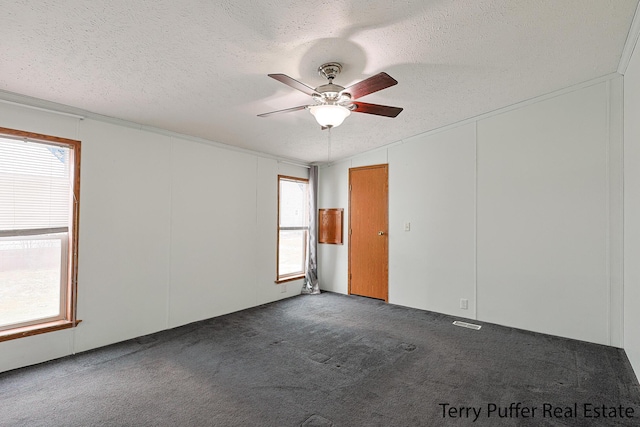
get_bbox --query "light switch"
[404,222,411,232]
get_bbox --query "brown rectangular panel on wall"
[318,208,343,245]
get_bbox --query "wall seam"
[167,138,174,329]
[474,120,479,320]
[606,76,625,348]
[617,78,623,348]
[620,76,625,349]
[606,80,612,346]
[255,157,260,308]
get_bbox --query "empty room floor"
[1,292,639,426]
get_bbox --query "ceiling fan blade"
[257,105,309,117]
[342,72,398,99]
[351,101,403,118]
[268,74,319,96]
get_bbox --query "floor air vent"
[453,321,481,330]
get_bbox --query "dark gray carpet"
[1,292,639,426]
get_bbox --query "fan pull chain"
[327,127,332,164]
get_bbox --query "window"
[277,175,309,282]
[0,127,81,341]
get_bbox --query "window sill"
[275,275,305,284]
[0,319,82,343]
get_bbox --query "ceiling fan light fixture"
[259,64,402,125]
[309,104,351,128]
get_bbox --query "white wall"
[624,36,640,379]
[0,103,307,373]
[318,78,624,347]
[388,124,476,318]
[74,120,173,351]
[477,83,619,344]
[168,138,258,326]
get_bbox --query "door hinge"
[350,229,352,235]
[349,184,352,191]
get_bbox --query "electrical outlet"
[404,222,411,232]
[460,298,468,310]
[281,284,287,293]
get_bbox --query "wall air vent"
[452,321,481,330]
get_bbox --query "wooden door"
[349,164,388,301]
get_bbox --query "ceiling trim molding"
[618,0,640,74]
[0,88,311,167]
[0,98,85,120]
[319,72,622,168]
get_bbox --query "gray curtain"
[302,165,320,294]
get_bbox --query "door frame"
[348,163,389,301]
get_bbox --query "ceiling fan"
[258,62,403,129]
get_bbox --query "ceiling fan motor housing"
[318,62,342,81]
[314,83,351,105]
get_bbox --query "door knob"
[378,231,385,236]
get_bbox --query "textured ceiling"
[1,0,638,163]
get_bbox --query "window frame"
[276,175,309,283]
[0,127,81,342]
